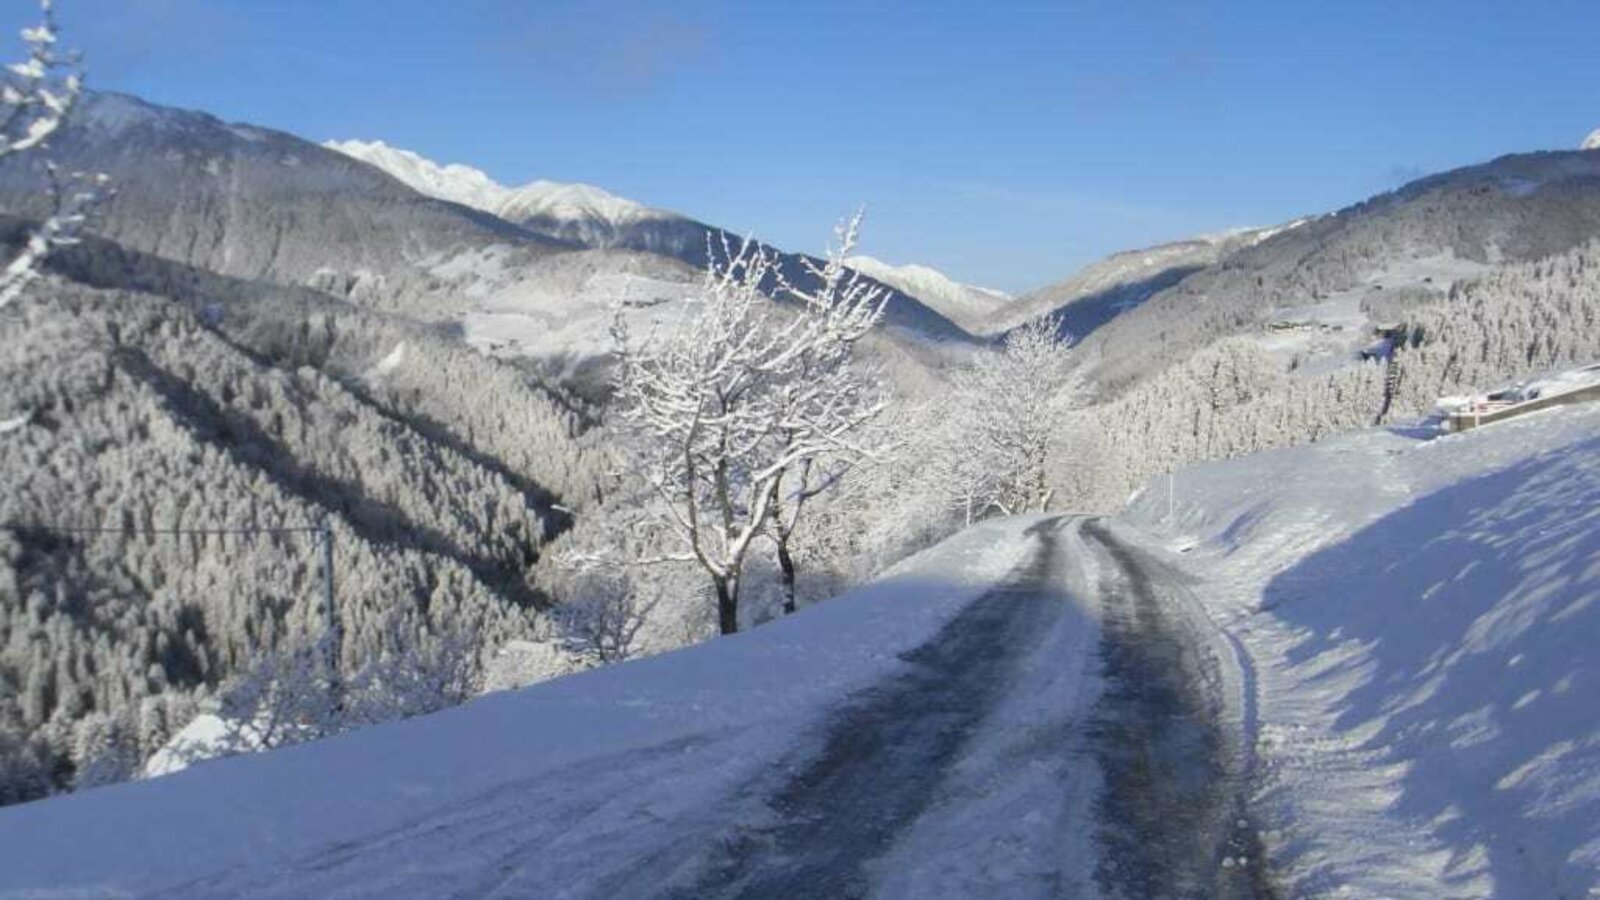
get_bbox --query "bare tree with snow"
[761,213,889,614]
[0,0,101,313]
[552,564,655,665]
[609,217,888,634]
[933,315,1075,520]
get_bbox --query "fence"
[1445,382,1600,432]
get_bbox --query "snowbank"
[0,517,1041,898]
[1120,404,1600,898]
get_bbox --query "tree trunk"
[714,575,739,635]
[776,537,798,615]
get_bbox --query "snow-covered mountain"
[0,92,573,320]
[323,139,681,229]
[320,139,972,342]
[1583,128,1600,151]
[981,223,1301,340]
[1069,148,1600,396]
[842,255,1011,333]
[0,93,969,372]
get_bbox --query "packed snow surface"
[1120,403,1600,898]
[324,138,678,226]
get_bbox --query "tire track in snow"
[1083,521,1277,900]
[642,517,1076,900]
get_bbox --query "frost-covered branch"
[0,0,102,311]
[610,214,889,633]
[927,315,1075,521]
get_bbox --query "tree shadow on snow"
[1262,435,1600,898]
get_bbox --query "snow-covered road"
[1082,521,1274,900]
[133,517,1104,900]
[85,515,1275,900]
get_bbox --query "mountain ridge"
[841,254,1010,332]
[324,139,681,228]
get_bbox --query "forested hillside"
[0,241,610,800]
[982,224,1291,340]
[1049,239,1600,511]
[1075,150,1600,395]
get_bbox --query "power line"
[0,523,327,535]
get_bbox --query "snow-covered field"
[460,269,703,365]
[1121,403,1600,898]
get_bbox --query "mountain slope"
[842,255,1011,333]
[0,270,593,803]
[985,224,1302,342]
[322,136,974,343]
[1076,149,1600,394]
[0,93,573,321]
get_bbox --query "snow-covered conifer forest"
[0,2,1597,896]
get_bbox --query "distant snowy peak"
[1584,128,1600,151]
[323,139,502,208]
[323,139,680,227]
[843,255,1011,331]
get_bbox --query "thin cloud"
[481,0,716,99]
[72,0,250,81]
[1066,0,1218,114]
[1384,164,1428,188]
[949,181,1193,226]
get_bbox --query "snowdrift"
[1122,404,1600,898]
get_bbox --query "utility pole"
[318,519,341,705]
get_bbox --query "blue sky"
[14,0,1600,292]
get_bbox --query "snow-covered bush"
[551,566,655,666]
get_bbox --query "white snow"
[458,267,703,367]
[1582,128,1600,151]
[0,517,1043,898]
[843,255,1012,330]
[324,139,678,226]
[143,713,260,779]
[1119,402,1600,898]
[365,341,406,379]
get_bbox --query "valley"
[0,5,1597,894]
